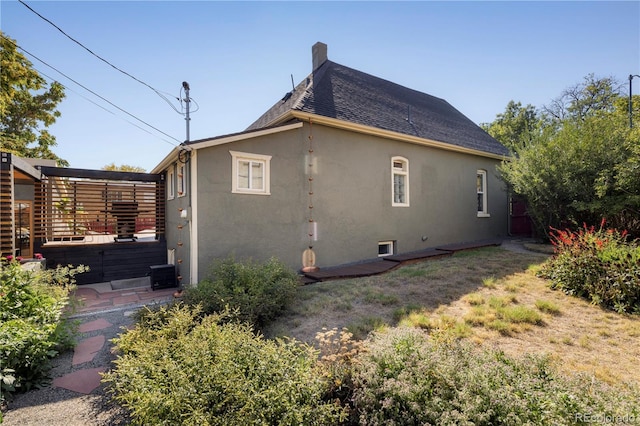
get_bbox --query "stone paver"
[52,367,107,394]
[78,318,112,333]
[111,294,139,305]
[73,335,106,366]
[73,287,100,300]
[79,299,113,311]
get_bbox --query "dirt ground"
[265,245,640,386]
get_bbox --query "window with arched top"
[392,156,409,207]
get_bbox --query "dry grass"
[264,246,640,386]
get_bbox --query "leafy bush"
[0,260,85,401]
[102,303,347,425]
[181,256,299,328]
[539,221,640,313]
[352,327,640,425]
[497,86,640,239]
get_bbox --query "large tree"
[542,73,621,124]
[497,76,640,238]
[102,163,146,173]
[0,31,67,165]
[481,101,540,152]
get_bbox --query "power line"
[180,85,201,114]
[18,0,184,115]
[2,34,181,145]
[35,66,179,146]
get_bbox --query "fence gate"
[509,196,534,237]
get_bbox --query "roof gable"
[247,59,509,157]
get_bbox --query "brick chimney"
[312,42,328,71]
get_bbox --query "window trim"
[378,240,395,257]
[391,156,409,207]
[230,151,272,195]
[167,166,175,200]
[477,169,490,217]
[177,163,186,197]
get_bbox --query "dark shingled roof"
[246,60,509,157]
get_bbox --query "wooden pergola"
[34,166,165,243]
[1,152,168,284]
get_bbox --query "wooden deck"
[430,238,503,252]
[385,247,451,263]
[303,258,401,281]
[301,238,503,283]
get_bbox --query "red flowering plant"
[539,219,640,314]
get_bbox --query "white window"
[230,151,272,195]
[392,156,409,206]
[167,167,175,200]
[477,170,490,217]
[177,163,186,197]
[378,241,395,257]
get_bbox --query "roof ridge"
[290,75,312,111]
[325,59,449,105]
[245,52,509,157]
[290,59,333,111]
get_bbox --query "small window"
[230,151,272,195]
[167,167,175,200]
[392,156,409,206]
[177,163,186,197]
[477,170,490,217]
[378,240,395,257]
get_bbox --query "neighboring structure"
[0,152,51,259]
[153,42,511,285]
[0,151,167,284]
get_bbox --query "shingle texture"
[247,60,509,157]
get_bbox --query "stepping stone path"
[46,286,177,396]
[72,285,177,314]
[52,318,114,395]
[51,367,107,395]
[1,287,177,425]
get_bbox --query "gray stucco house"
[152,42,510,285]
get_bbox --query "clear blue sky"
[2,1,639,171]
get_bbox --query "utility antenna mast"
[182,81,191,142]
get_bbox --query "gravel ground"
[2,307,139,426]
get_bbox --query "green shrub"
[352,327,640,425]
[0,260,85,401]
[539,221,640,313]
[181,256,299,328]
[103,304,347,425]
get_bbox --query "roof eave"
[150,122,304,173]
[151,146,181,174]
[186,122,303,150]
[284,111,510,161]
[1,153,43,180]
